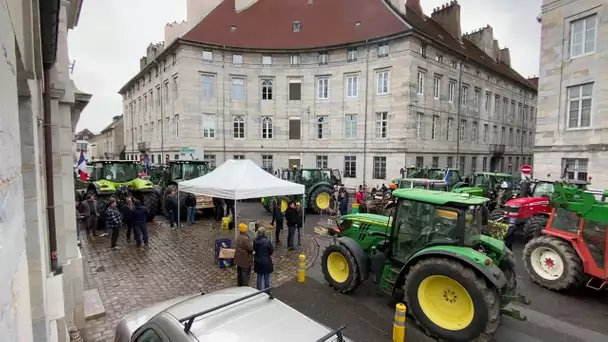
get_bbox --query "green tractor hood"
[452,186,484,197]
[93,177,154,194]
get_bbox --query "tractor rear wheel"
[142,191,160,222]
[310,186,332,214]
[321,244,361,293]
[489,209,505,221]
[522,216,547,240]
[278,196,290,213]
[523,236,584,291]
[261,197,271,213]
[404,258,500,342]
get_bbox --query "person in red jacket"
[355,185,364,204]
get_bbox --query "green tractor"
[162,160,214,217]
[319,189,527,341]
[261,167,341,214]
[85,160,161,222]
[452,172,515,212]
[396,167,462,190]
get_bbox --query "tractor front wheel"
[142,191,160,222]
[522,216,547,240]
[489,209,505,221]
[321,244,361,293]
[523,236,584,291]
[404,258,500,342]
[310,187,332,214]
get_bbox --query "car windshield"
[93,163,139,182]
[170,163,207,180]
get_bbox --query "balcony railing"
[489,144,505,155]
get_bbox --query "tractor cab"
[402,166,427,179]
[427,168,461,189]
[265,166,334,214]
[90,160,142,183]
[320,189,523,341]
[396,178,449,192]
[165,160,213,211]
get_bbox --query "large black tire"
[142,192,160,222]
[321,244,361,293]
[522,215,548,241]
[522,236,585,291]
[489,209,505,221]
[309,186,333,214]
[404,258,500,342]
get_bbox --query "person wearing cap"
[105,198,123,249]
[253,227,274,294]
[234,223,253,286]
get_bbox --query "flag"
[443,170,451,184]
[144,155,150,174]
[77,151,88,181]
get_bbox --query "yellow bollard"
[297,254,306,283]
[393,303,406,342]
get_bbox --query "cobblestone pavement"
[82,215,318,342]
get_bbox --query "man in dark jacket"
[253,227,273,294]
[212,197,224,222]
[132,199,150,247]
[164,191,178,228]
[295,202,305,247]
[235,223,253,286]
[270,198,284,244]
[76,195,90,244]
[284,202,299,250]
[105,199,123,249]
[122,196,135,242]
[86,194,99,236]
[185,194,197,225]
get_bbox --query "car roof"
[392,188,489,205]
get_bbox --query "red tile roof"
[182,0,408,49]
[527,77,538,88]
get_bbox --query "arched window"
[261,117,273,139]
[233,116,245,139]
[317,116,329,139]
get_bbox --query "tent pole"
[177,186,180,230]
[234,198,238,240]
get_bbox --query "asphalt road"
[238,201,608,342]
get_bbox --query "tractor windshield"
[170,163,207,180]
[93,163,139,182]
[532,182,554,197]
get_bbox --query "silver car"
[115,286,349,342]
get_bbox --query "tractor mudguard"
[309,182,333,195]
[404,249,507,290]
[336,236,370,281]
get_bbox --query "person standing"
[76,194,90,244]
[270,197,284,244]
[235,223,253,286]
[185,194,196,225]
[253,227,273,294]
[225,198,235,230]
[339,192,349,216]
[132,199,150,247]
[295,202,305,247]
[284,202,299,251]
[105,199,123,249]
[86,194,99,237]
[212,197,224,222]
[122,197,135,243]
[164,191,179,228]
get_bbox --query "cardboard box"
[219,248,235,259]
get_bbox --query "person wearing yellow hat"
[234,223,253,286]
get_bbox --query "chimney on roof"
[235,0,257,12]
[388,0,406,14]
[139,56,147,70]
[499,48,511,66]
[405,0,422,15]
[430,1,461,39]
[463,25,498,60]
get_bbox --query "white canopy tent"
[176,159,305,238]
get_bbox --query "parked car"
[114,286,349,342]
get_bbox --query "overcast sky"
[69,0,542,133]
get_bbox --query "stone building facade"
[120,0,536,187]
[90,115,124,160]
[535,0,607,188]
[1,0,90,341]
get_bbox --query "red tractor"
[523,182,608,291]
[492,179,589,240]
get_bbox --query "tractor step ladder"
[586,277,607,291]
[379,264,401,296]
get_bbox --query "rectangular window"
[431,115,439,140]
[345,114,358,139]
[316,155,329,169]
[262,56,272,66]
[204,154,216,168]
[200,74,215,98]
[317,116,329,139]
[482,157,488,171]
[503,98,509,117]
[232,54,243,65]
[262,155,273,172]
[346,75,359,98]
[483,124,489,143]
[433,76,441,99]
[511,100,516,116]
[261,116,273,139]
[522,130,527,147]
[416,112,424,139]
[289,118,301,140]
[474,88,480,109]
[432,156,439,168]
[448,81,455,102]
[494,95,500,114]
[472,121,478,143]
[378,44,389,57]
[202,50,213,61]
[447,117,454,141]
[485,92,491,111]
[290,55,300,67]
[563,158,589,181]
[347,48,358,62]
[570,15,597,57]
[317,77,329,99]
[261,79,273,100]
[516,129,520,146]
[567,83,593,128]
[447,156,453,168]
[377,70,389,95]
[417,71,425,95]
[501,127,506,144]
[459,119,466,142]
[172,76,179,99]
[156,86,161,105]
[471,157,477,173]
[289,79,302,101]
[373,157,387,179]
[231,77,246,101]
[157,119,161,141]
[420,43,427,57]
[202,114,216,138]
[509,128,513,146]
[318,52,329,65]
[459,156,465,173]
[344,156,357,178]
[461,86,468,106]
[376,112,388,138]
[436,55,443,63]
[233,155,245,160]
[233,115,245,139]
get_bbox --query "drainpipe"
[455,61,463,172]
[362,40,370,186]
[43,66,62,275]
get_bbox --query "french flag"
[77,151,88,181]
